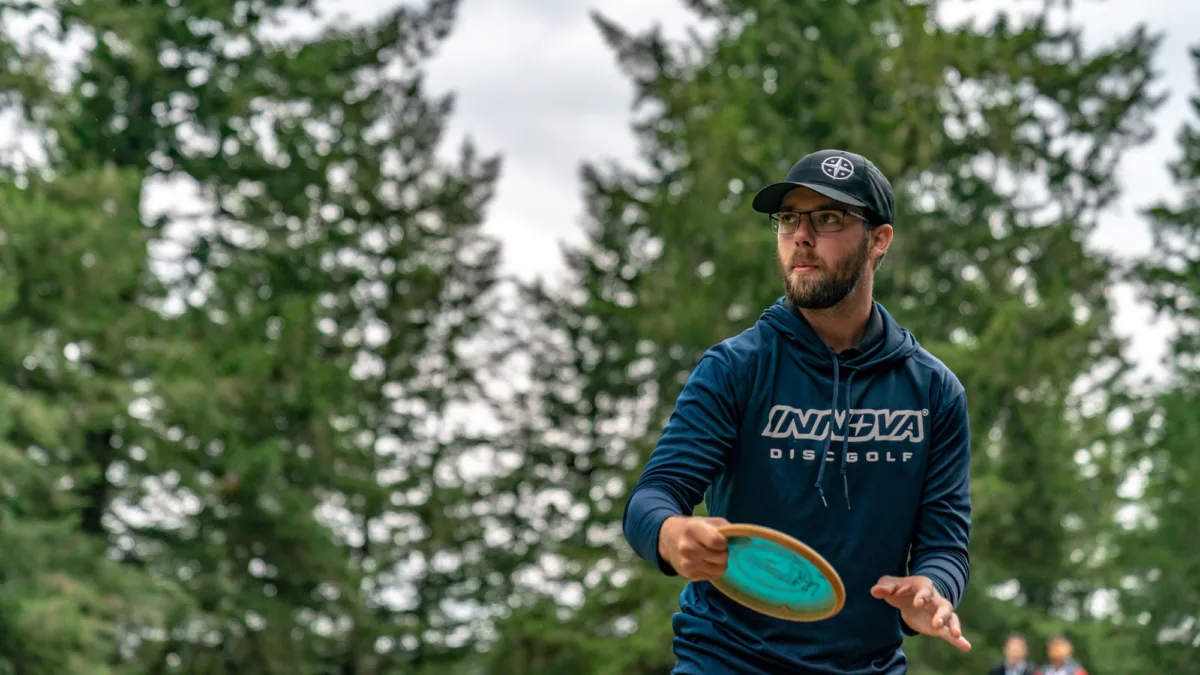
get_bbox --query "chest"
[711,363,936,559]
[735,365,934,481]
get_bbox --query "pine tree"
[1119,44,1200,673]
[0,167,187,674]
[476,164,681,673]
[2,0,508,671]
[486,1,1161,673]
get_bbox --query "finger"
[931,598,953,630]
[870,576,902,597]
[944,631,971,652]
[912,586,934,609]
[693,549,729,568]
[684,560,728,581]
[689,522,728,552]
[948,612,963,639]
[678,548,728,573]
[704,560,729,579]
[679,532,725,556]
[889,580,919,599]
[677,535,722,560]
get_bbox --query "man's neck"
[796,283,875,353]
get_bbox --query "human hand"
[658,516,730,581]
[870,575,971,652]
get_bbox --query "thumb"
[700,516,730,528]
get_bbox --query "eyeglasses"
[770,209,869,235]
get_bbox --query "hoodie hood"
[760,298,921,509]
[760,297,920,373]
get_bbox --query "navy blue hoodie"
[623,299,972,675]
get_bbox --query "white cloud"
[422,0,699,277]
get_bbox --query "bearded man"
[622,149,974,675]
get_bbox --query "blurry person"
[1035,635,1087,675]
[989,633,1035,675]
[622,149,972,674]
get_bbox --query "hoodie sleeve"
[904,383,972,628]
[622,350,742,576]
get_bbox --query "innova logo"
[761,406,927,443]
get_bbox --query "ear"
[871,223,893,261]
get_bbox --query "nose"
[790,215,818,246]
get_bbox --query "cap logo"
[820,156,854,180]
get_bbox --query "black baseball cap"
[751,149,894,226]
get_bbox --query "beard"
[779,231,871,310]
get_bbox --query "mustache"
[788,255,822,267]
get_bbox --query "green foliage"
[0,167,187,673]
[1120,44,1200,673]
[1,0,508,671]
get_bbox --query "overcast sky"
[406,0,1199,383]
[4,0,1194,382]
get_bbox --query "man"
[1035,636,1087,675]
[622,149,972,675]
[989,633,1036,675]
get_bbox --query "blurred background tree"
[0,0,512,672]
[0,167,186,675]
[1119,42,1200,675]
[0,1,1194,674]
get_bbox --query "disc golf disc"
[710,524,845,622]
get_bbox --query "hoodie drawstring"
[839,370,857,511]
[814,357,859,510]
[766,299,920,512]
[813,358,838,508]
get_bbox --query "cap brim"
[751,182,868,214]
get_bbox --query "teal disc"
[721,535,836,611]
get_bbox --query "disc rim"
[710,524,846,622]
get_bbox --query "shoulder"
[702,321,776,371]
[905,342,967,410]
[691,322,777,401]
[876,304,966,408]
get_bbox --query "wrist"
[657,515,684,560]
[912,573,951,603]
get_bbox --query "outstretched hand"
[871,575,971,652]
